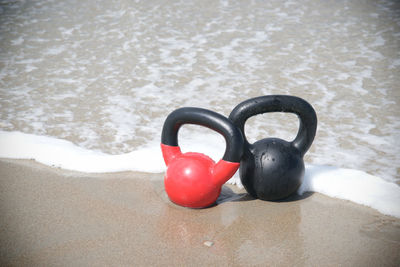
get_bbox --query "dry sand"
[0,159,399,266]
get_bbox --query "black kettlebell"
[229,95,317,201]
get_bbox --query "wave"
[1,130,399,218]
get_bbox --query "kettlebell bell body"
[229,95,317,201]
[161,107,244,208]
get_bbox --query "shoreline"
[1,158,399,266]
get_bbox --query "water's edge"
[1,130,399,218]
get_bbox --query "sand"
[0,159,399,266]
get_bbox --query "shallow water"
[0,0,399,183]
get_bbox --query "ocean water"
[0,0,399,216]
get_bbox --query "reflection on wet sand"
[158,184,305,266]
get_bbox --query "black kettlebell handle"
[161,107,244,163]
[228,95,317,156]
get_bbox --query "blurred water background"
[0,0,399,184]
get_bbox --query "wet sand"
[0,159,399,266]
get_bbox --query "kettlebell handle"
[228,95,317,156]
[161,107,244,163]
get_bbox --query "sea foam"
[1,0,399,184]
[1,130,399,218]
[0,131,165,173]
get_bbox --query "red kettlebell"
[161,107,244,208]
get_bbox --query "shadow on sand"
[216,185,314,205]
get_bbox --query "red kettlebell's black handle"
[161,107,244,163]
[228,95,317,156]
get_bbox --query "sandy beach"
[1,159,399,266]
[1,0,399,266]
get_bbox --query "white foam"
[1,131,399,218]
[370,35,385,47]
[11,36,24,45]
[298,165,400,218]
[44,46,66,56]
[0,131,165,173]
